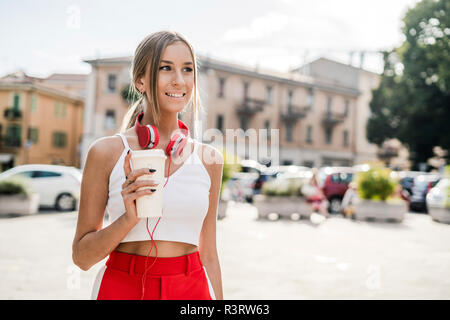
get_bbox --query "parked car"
[239,160,279,199]
[396,171,427,200]
[426,178,450,223]
[318,167,355,214]
[226,171,258,203]
[408,174,441,213]
[0,164,81,211]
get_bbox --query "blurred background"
[0,0,449,300]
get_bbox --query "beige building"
[80,55,381,169]
[0,71,84,171]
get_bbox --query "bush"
[262,177,303,197]
[220,150,241,197]
[356,168,396,201]
[0,176,32,196]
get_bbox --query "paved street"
[0,202,449,299]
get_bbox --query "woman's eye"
[159,66,193,72]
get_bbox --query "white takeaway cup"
[130,149,167,218]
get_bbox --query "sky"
[0,0,420,78]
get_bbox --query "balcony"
[236,97,265,117]
[281,104,308,123]
[4,108,22,121]
[1,135,22,149]
[321,111,346,127]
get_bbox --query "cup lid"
[131,149,167,158]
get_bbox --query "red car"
[318,167,355,214]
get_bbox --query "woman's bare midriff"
[115,240,198,257]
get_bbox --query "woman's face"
[156,41,194,114]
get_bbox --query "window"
[31,94,37,113]
[53,131,67,148]
[5,125,21,147]
[326,96,332,114]
[216,114,224,133]
[302,160,314,168]
[343,130,349,147]
[264,120,271,138]
[240,117,249,131]
[265,86,272,104]
[218,77,225,98]
[243,81,249,99]
[34,171,62,178]
[12,171,33,179]
[54,101,66,118]
[107,74,117,92]
[287,90,293,106]
[306,88,314,109]
[331,172,353,184]
[306,125,313,144]
[105,110,116,130]
[13,93,20,110]
[286,123,293,142]
[325,127,332,144]
[27,127,38,144]
[344,99,349,116]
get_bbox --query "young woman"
[72,31,224,300]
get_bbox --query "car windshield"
[413,180,429,191]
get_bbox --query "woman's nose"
[172,70,185,86]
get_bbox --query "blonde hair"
[119,30,201,135]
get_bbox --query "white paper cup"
[130,149,166,218]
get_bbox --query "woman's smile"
[165,92,186,100]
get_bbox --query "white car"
[0,164,82,211]
[426,178,450,224]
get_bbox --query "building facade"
[80,55,380,169]
[0,71,84,171]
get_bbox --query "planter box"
[253,195,310,220]
[428,206,450,224]
[0,193,40,216]
[354,198,405,222]
[218,199,228,220]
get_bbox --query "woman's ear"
[136,77,146,94]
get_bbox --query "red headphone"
[134,112,189,158]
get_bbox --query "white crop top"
[105,133,211,246]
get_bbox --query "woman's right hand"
[121,150,159,226]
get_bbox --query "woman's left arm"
[198,143,224,300]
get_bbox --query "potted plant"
[353,167,406,222]
[0,176,40,216]
[253,176,309,220]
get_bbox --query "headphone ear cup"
[166,133,187,158]
[136,124,150,149]
[135,112,159,149]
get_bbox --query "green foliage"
[220,150,241,196]
[121,84,141,104]
[367,0,450,169]
[262,177,303,197]
[0,176,31,196]
[356,168,396,201]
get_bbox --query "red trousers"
[92,250,215,300]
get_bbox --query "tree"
[367,0,450,169]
